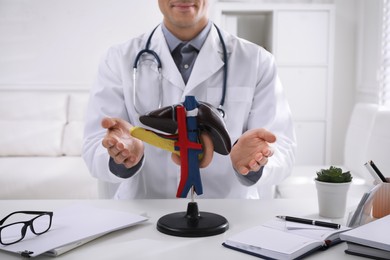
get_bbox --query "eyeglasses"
[0,211,53,245]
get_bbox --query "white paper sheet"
[0,204,148,257]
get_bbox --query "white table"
[0,199,361,259]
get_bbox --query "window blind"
[380,0,390,106]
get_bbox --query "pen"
[364,161,384,183]
[369,160,388,183]
[276,216,341,229]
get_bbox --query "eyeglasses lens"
[0,223,25,245]
[31,214,51,234]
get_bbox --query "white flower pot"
[315,179,351,218]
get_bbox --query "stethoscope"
[133,23,228,119]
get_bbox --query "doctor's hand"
[171,133,214,168]
[230,128,276,175]
[101,117,144,169]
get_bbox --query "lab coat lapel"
[184,27,225,95]
[151,27,185,90]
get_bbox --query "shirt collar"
[161,21,212,53]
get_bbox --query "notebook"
[0,204,148,257]
[223,218,350,260]
[340,214,390,258]
[344,242,390,260]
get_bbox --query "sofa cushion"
[62,93,89,155]
[0,157,98,199]
[0,92,67,156]
[67,93,89,121]
[0,121,65,156]
[0,92,67,120]
[62,121,84,155]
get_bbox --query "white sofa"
[0,90,98,199]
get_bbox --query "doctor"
[83,0,296,199]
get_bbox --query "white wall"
[355,0,383,103]
[331,0,383,164]
[0,0,162,88]
[330,0,358,164]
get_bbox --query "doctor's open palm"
[102,117,214,169]
[230,128,276,175]
[101,118,144,169]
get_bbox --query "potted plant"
[315,166,353,218]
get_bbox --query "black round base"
[156,202,229,237]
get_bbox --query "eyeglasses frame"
[0,211,53,246]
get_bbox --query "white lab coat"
[82,25,296,199]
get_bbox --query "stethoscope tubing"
[132,23,228,118]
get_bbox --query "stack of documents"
[340,214,390,259]
[0,204,148,257]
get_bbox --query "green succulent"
[316,166,352,183]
